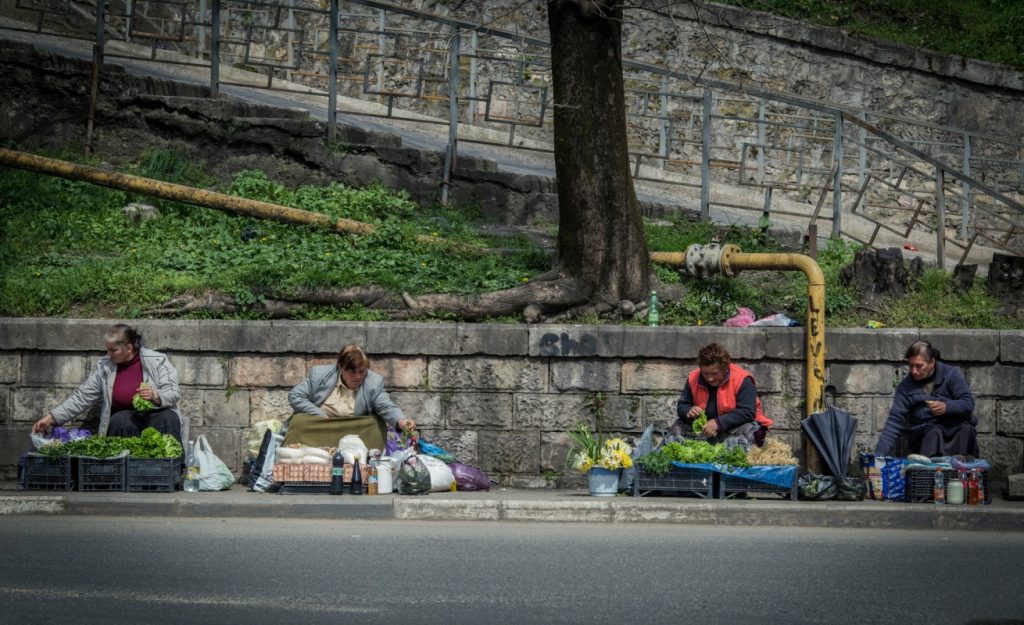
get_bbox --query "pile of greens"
[132,383,155,412]
[691,410,708,436]
[36,427,182,459]
[637,440,750,476]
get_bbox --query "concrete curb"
[3,488,1022,531]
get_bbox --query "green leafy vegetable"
[692,410,708,436]
[123,427,183,459]
[36,427,182,459]
[636,439,750,476]
[132,383,155,412]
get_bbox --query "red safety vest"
[688,363,773,428]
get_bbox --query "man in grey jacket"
[32,324,185,444]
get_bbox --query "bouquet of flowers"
[567,423,633,473]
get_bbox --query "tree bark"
[547,0,650,303]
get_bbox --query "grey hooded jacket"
[50,347,183,437]
[287,365,405,427]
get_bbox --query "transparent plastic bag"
[395,456,431,495]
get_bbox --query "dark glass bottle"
[330,450,344,495]
[351,461,364,495]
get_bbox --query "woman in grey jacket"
[285,344,415,449]
[31,324,184,444]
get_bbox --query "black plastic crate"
[77,454,127,492]
[127,457,181,493]
[717,470,798,500]
[21,454,75,491]
[905,468,990,504]
[632,465,714,498]
[278,482,331,495]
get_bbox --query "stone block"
[168,355,226,386]
[13,387,75,422]
[784,364,807,397]
[371,357,427,389]
[201,388,250,428]
[1008,473,1024,499]
[478,430,539,475]
[764,328,805,360]
[366,322,457,356]
[620,327,706,359]
[390,392,442,428]
[271,321,365,354]
[642,393,679,431]
[198,320,275,353]
[758,393,804,431]
[1000,332,1024,364]
[827,363,897,395]
[973,398,996,434]
[0,386,9,424]
[621,359,689,392]
[22,354,90,385]
[825,329,919,360]
[528,325,623,358]
[682,328,766,360]
[743,362,784,393]
[550,360,620,392]
[135,320,204,352]
[456,324,528,356]
[996,400,1024,435]
[421,429,478,464]
[229,356,306,388]
[0,424,32,467]
[920,330,1000,363]
[540,431,573,473]
[977,436,1024,479]
[176,392,204,429]
[249,389,292,424]
[967,366,1024,398]
[0,318,108,351]
[514,393,640,431]
[428,358,545,391]
[191,427,246,475]
[0,355,19,384]
[445,393,513,429]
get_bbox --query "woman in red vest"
[670,343,772,446]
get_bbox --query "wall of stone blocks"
[2,319,1022,488]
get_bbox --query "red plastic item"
[903,243,919,252]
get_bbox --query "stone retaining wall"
[2,319,1022,487]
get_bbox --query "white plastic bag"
[195,435,235,491]
[337,435,368,465]
[246,419,283,459]
[417,454,455,492]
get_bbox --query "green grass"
[1,148,1020,328]
[724,0,1024,68]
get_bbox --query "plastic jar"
[946,476,964,505]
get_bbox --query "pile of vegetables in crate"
[636,439,750,476]
[36,427,182,459]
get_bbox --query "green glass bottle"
[647,290,660,327]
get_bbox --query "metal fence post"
[327,0,339,141]
[198,0,206,56]
[441,25,460,206]
[961,132,971,241]
[466,30,477,125]
[701,88,711,221]
[936,167,946,269]
[210,0,220,97]
[658,74,669,170]
[756,99,765,184]
[85,0,107,155]
[832,111,843,237]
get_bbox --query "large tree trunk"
[547,0,650,304]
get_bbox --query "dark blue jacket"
[874,362,975,456]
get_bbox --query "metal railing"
[4,0,1022,265]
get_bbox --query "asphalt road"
[1,517,1022,625]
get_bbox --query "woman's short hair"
[905,340,940,362]
[105,323,142,351]
[697,343,731,369]
[337,344,370,371]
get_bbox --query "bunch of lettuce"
[37,427,182,459]
[123,427,183,459]
[638,440,750,475]
[132,383,155,412]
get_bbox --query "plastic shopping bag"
[417,454,456,492]
[417,436,455,464]
[450,462,491,491]
[395,456,431,495]
[195,435,236,491]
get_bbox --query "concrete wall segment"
[22,354,89,386]
[919,330,1001,362]
[366,322,457,356]
[550,360,619,392]
[825,329,920,361]
[0,355,20,384]
[1001,332,1024,364]
[455,323,528,355]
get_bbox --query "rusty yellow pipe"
[651,245,826,417]
[0,148,470,249]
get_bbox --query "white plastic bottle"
[183,441,200,492]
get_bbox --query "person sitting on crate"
[874,340,978,458]
[668,342,773,446]
[31,323,184,445]
[284,344,416,450]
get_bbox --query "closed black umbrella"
[801,405,858,477]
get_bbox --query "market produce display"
[637,439,750,476]
[36,427,181,459]
[746,438,798,465]
[691,410,708,436]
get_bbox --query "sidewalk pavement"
[2,483,1022,531]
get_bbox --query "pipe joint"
[684,243,741,278]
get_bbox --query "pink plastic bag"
[724,307,756,327]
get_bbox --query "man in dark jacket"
[874,341,978,457]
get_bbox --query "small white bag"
[416,454,455,492]
[195,435,235,491]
